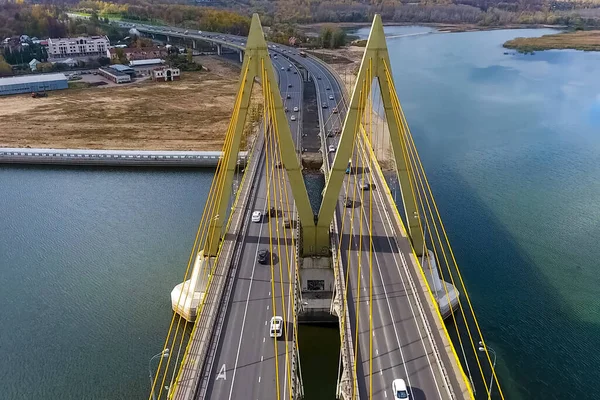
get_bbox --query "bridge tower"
[171,14,316,321]
[316,15,424,256]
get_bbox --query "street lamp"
[149,348,170,400]
[478,341,497,400]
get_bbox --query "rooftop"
[0,73,67,86]
[129,58,164,67]
[111,64,134,72]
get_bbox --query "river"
[2,26,600,399]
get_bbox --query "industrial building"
[97,67,131,84]
[0,73,68,96]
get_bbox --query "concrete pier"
[171,250,212,322]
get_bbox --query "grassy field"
[0,57,261,151]
[504,30,600,52]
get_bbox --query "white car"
[392,379,408,398]
[198,30,202,34]
[329,95,334,100]
[270,316,284,338]
[293,106,299,112]
[251,211,262,223]
[291,115,297,121]
[328,145,336,153]
[281,67,285,70]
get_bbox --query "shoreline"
[299,21,566,34]
[503,29,600,52]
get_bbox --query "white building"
[46,36,109,58]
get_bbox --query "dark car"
[344,198,353,208]
[317,76,322,80]
[288,83,292,88]
[287,94,291,99]
[326,87,331,90]
[322,104,328,109]
[258,249,270,265]
[269,207,277,217]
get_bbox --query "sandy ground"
[0,56,260,151]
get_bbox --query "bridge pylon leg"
[204,13,315,258]
[316,14,424,255]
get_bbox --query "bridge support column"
[192,40,196,49]
[239,49,244,63]
[170,250,213,322]
[216,43,222,56]
[166,35,170,43]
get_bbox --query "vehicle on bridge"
[251,210,262,222]
[290,115,296,121]
[299,51,306,57]
[293,106,299,112]
[257,249,270,265]
[392,379,409,399]
[328,145,336,153]
[269,316,283,338]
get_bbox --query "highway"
[131,22,464,399]
[197,55,303,400]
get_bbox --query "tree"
[332,28,347,48]
[320,27,333,48]
[0,55,12,76]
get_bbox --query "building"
[153,67,180,82]
[29,59,41,71]
[0,73,68,96]
[129,58,165,75]
[110,64,136,78]
[107,46,167,61]
[97,67,131,84]
[47,36,109,58]
[55,58,77,68]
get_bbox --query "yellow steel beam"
[316,14,424,255]
[205,13,315,256]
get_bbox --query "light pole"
[149,348,170,400]
[478,341,497,400]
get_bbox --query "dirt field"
[0,56,260,151]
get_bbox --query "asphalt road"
[199,55,303,400]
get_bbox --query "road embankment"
[0,148,247,168]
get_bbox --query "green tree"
[320,27,333,48]
[0,55,12,76]
[332,28,347,48]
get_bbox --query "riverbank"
[0,56,259,151]
[299,21,566,35]
[504,29,600,52]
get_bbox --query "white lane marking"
[216,364,227,381]
[267,305,269,310]
[261,355,264,362]
[227,186,268,400]
[265,320,267,325]
[258,376,261,383]
[263,337,265,343]
[268,291,271,296]
[384,391,387,398]
[376,349,379,356]
[379,369,383,376]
